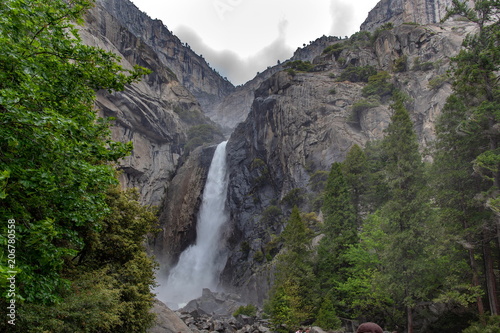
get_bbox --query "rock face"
[221,20,475,304]
[94,0,235,124]
[150,145,217,268]
[148,299,193,333]
[214,35,345,134]
[360,0,473,32]
[80,2,223,206]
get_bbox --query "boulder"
[148,299,193,333]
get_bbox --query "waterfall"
[156,141,230,309]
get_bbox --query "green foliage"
[342,144,367,222]
[308,170,329,192]
[323,43,347,59]
[185,124,223,152]
[233,304,258,317]
[17,269,123,332]
[284,60,314,72]
[280,188,306,208]
[412,57,435,71]
[285,68,297,76]
[349,31,373,48]
[172,105,206,124]
[314,298,342,330]
[254,250,265,262]
[316,163,357,313]
[362,71,394,99]
[260,205,283,227]
[463,316,500,333]
[12,187,159,332]
[0,0,151,305]
[428,74,450,89]
[0,1,158,331]
[337,65,377,82]
[349,96,381,126]
[267,208,316,330]
[393,55,408,72]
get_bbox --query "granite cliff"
[94,0,236,127]
[79,2,224,207]
[221,19,476,304]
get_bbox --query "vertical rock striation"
[360,0,473,32]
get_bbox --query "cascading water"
[156,141,230,309]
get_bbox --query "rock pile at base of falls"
[148,289,393,333]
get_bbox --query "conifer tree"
[267,207,315,331]
[342,144,368,224]
[316,162,357,316]
[377,96,442,333]
[437,0,500,316]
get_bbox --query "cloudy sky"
[130,0,380,85]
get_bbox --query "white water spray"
[156,141,230,308]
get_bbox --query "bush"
[463,315,500,333]
[337,65,377,82]
[233,304,258,317]
[361,71,394,99]
[394,55,408,72]
[413,57,435,71]
[323,42,347,59]
[284,60,314,72]
[185,124,223,152]
[428,74,450,90]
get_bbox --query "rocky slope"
[221,19,476,304]
[80,2,223,206]
[360,0,474,31]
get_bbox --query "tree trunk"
[468,248,486,317]
[483,235,499,315]
[407,306,413,333]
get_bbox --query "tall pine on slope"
[377,96,440,333]
[315,162,358,317]
[267,207,316,332]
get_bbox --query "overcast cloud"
[131,0,380,85]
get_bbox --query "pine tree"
[268,207,315,331]
[377,96,441,333]
[342,144,368,223]
[316,162,357,316]
[440,0,500,316]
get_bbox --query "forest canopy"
[0,0,157,331]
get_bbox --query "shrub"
[323,42,347,59]
[371,22,394,43]
[284,60,314,72]
[336,65,377,82]
[253,250,265,262]
[394,55,408,72]
[413,57,435,71]
[361,71,394,99]
[233,304,258,317]
[280,188,306,208]
[463,315,500,333]
[185,124,223,152]
[428,74,450,89]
